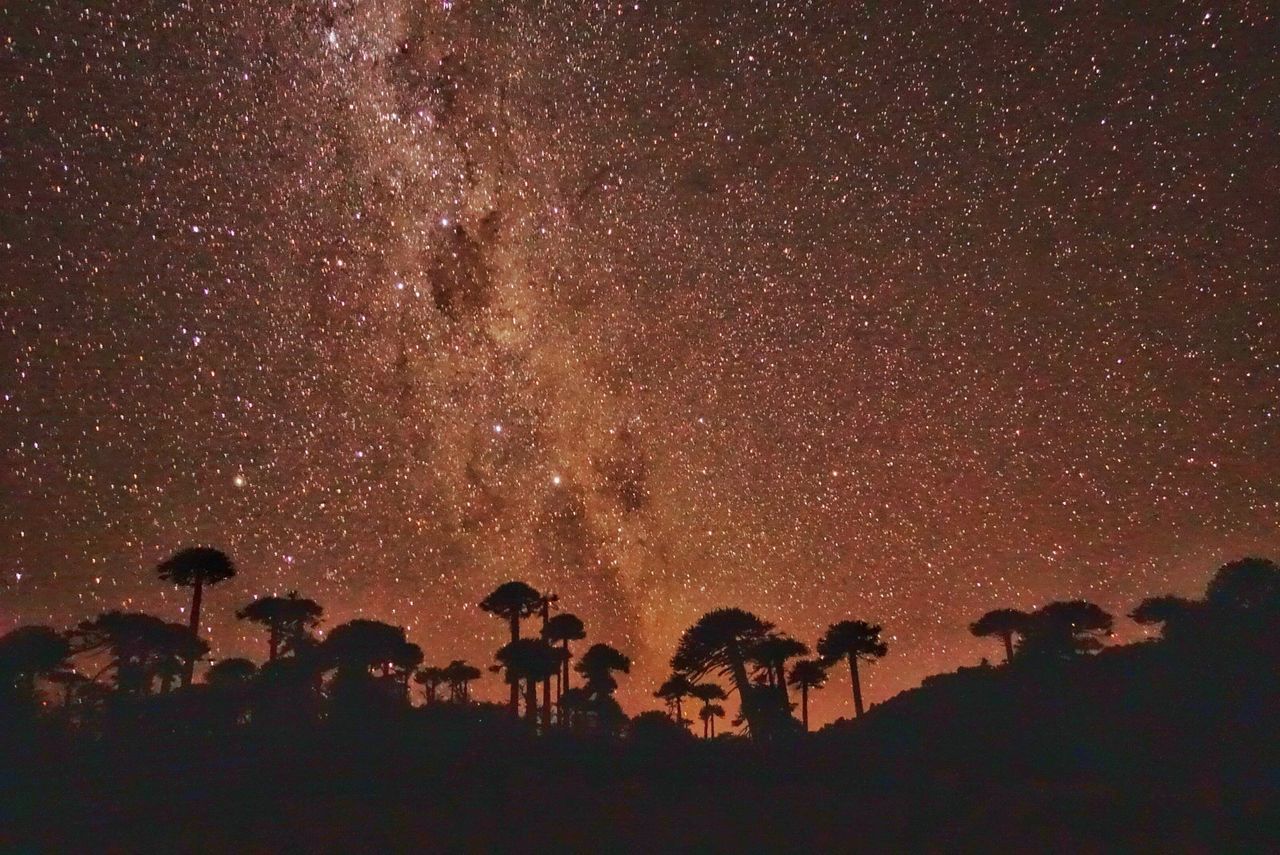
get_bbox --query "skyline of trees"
[3,553,1278,736]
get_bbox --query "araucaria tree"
[1016,601,1112,661]
[817,620,888,718]
[671,608,775,736]
[787,659,828,731]
[479,581,544,716]
[969,608,1029,663]
[156,547,236,686]
[236,592,323,661]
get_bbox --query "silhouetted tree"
[818,620,888,717]
[415,665,448,703]
[542,612,586,706]
[156,547,236,686]
[536,592,559,726]
[689,682,727,737]
[969,608,1029,663]
[0,626,70,712]
[495,638,561,727]
[1017,601,1112,661]
[788,659,828,731]
[655,673,694,725]
[71,611,209,696]
[1205,557,1280,612]
[577,643,631,699]
[699,702,725,737]
[1131,595,1200,641]
[479,581,544,715]
[442,660,482,702]
[671,608,775,736]
[205,657,257,689]
[747,634,803,701]
[236,592,323,661]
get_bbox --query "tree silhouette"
[442,660,482,702]
[205,657,257,689]
[787,659,828,731]
[1205,557,1280,612]
[71,612,209,696]
[1016,601,1112,661]
[479,581,544,716]
[969,608,1029,663]
[0,626,70,712]
[699,702,726,737]
[576,643,631,699]
[535,592,559,727]
[156,547,236,686]
[817,620,888,717]
[415,665,448,704]
[654,673,694,725]
[688,682,727,737]
[541,612,586,708]
[671,608,775,736]
[236,592,323,661]
[748,634,809,703]
[1131,595,1200,641]
[495,638,561,727]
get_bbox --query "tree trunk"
[183,575,204,686]
[848,654,864,717]
[268,625,280,661]
[801,685,809,731]
[524,678,539,728]
[675,696,683,725]
[562,640,571,694]
[508,614,520,716]
[728,648,760,735]
[1002,632,1014,663]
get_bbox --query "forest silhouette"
[1,554,1276,851]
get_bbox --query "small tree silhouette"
[442,660,482,702]
[0,626,70,711]
[817,620,888,718]
[654,673,694,725]
[787,659,828,731]
[541,612,586,707]
[699,702,726,737]
[156,547,236,686]
[206,657,257,689]
[415,665,448,703]
[236,592,323,661]
[969,608,1029,663]
[688,682,727,737]
[71,612,209,696]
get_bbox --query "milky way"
[3,1,1277,725]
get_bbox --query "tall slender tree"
[817,620,888,718]
[655,673,695,725]
[688,682,727,737]
[479,581,544,716]
[156,547,236,686]
[787,659,828,731]
[541,612,586,706]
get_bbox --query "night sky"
[3,1,1277,726]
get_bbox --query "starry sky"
[2,1,1277,727]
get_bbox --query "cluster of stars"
[1,0,1276,726]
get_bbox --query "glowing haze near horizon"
[2,1,1276,727]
